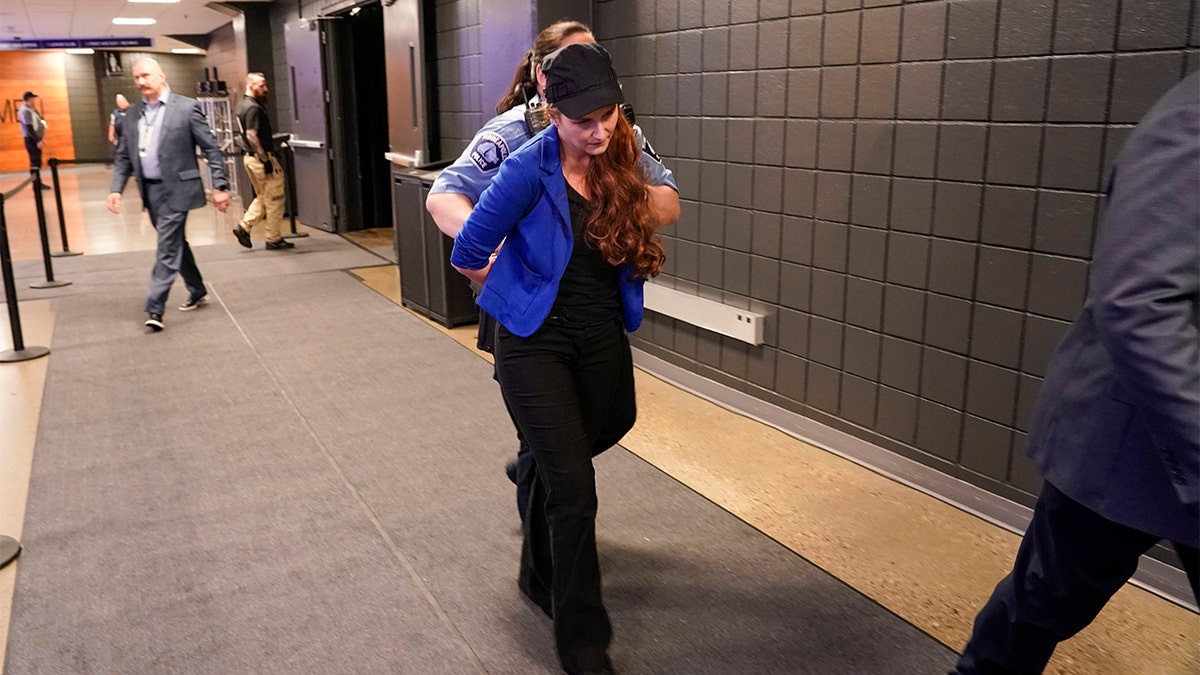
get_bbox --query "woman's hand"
[453,252,496,287]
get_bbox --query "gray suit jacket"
[110,91,228,213]
[1028,72,1199,544]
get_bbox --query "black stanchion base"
[29,280,71,289]
[0,535,21,569]
[0,346,50,362]
[283,232,309,239]
[51,250,84,258]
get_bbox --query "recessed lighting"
[66,48,95,54]
[112,17,156,25]
[171,48,201,54]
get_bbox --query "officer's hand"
[36,141,45,149]
[212,189,231,212]
[107,192,122,214]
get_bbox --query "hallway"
[0,166,1195,673]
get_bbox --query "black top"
[550,182,621,324]
[235,95,273,154]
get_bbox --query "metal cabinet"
[392,165,477,327]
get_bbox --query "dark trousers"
[495,315,636,674]
[24,136,41,169]
[956,482,1200,674]
[143,182,205,315]
[479,305,538,525]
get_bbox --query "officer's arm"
[426,192,475,238]
[647,184,680,228]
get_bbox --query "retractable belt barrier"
[26,168,71,291]
[274,135,308,240]
[0,174,51,363]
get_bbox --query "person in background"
[426,20,679,528]
[954,71,1199,673]
[107,57,231,331]
[232,72,294,251]
[108,93,130,147]
[451,42,667,674]
[17,91,50,190]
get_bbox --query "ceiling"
[0,0,274,53]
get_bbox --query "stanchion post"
[0,191,50,363]
[29,168,71,290]
[48,158,82,258]
[280,139,308,239]
[0,535,19,569]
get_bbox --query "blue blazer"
[110,91,229,212]
[1027,72,1199,545]
[450,124,644,338]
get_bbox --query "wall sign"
[0,38,153,51]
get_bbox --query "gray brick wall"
[431,0,484,160]
[590,0,1199,506]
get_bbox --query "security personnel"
[426,20,680,530]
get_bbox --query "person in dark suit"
[955,71,1199,673]
[107,57,231,332]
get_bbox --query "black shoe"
[178,293,207,311]
[232,225,252,248]
[145,313,164,331]
[265,238,295,250]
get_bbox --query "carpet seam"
[209,281,489,674]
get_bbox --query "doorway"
[324,1,391,233]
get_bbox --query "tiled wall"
[205,23,245,108]
[63,55,106,162]
[63,52,206,164]
[431,0,485,160]
[589,0,1198,506]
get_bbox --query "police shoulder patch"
[469,131,510,173]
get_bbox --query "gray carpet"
[5,236,957,673]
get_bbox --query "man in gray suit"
[107,57,231,331]
[956,72,1199,673]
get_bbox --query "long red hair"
[557,110,665,278]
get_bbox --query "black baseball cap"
[22,91,36,100]
[541,42,624,119]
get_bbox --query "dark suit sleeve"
[189,101,229,191]
[1091,100,1200,505]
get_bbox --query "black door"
[324,2,392,232]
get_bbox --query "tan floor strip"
[351,264,1200,675]
[0,300,55,669]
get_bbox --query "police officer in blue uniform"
[426,20,680,529]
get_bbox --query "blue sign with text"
[0,38,153,50]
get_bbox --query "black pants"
[24,136,41,169]
[956,482,1200,674]
[495,314,636,674]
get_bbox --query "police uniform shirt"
[110,107,127,135]
[430,99,678,203]
[18,103,45,140]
